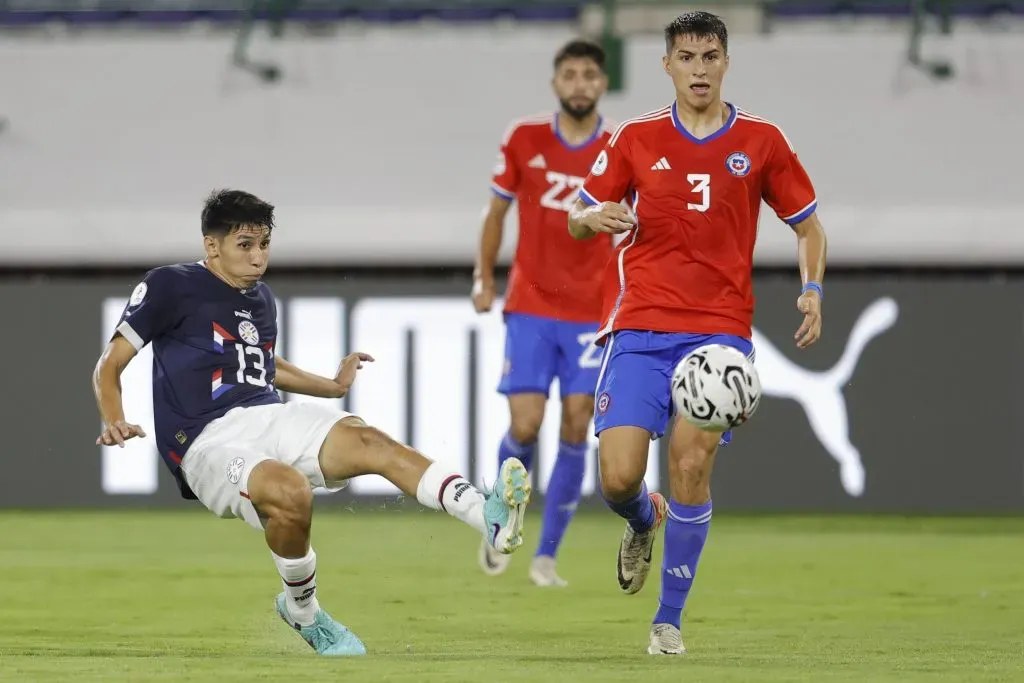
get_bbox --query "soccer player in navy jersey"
[92,190,532,656]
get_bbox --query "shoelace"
[626,529,648,551]
[653,625,681,647]
[307,621,340,648]
[481,477,497,498]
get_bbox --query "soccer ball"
[671,344,762,431]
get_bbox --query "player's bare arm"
[92,333,147,447]
[567,198,635,240]
[274,353,375,398]
[792,212,828,349]
[472,194,512,313]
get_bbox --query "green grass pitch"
[1,509,1022,681]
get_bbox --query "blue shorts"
[497,312,603,398]
[593,330,755,443]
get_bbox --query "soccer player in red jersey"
[568,12,828,653]
[472,39,615,587]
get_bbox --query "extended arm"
[275,353,375,398]
[275,356,345,398]
[93,334,146,446]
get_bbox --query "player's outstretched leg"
[480,393,543,576]
[647,418,722,656]
[529,394,592,588]
[320,416,532,554]
[598,425,669,595]
[245,460,367,656]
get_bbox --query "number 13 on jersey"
[235,343,268,387]
[687,173,710,212]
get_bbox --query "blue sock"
[604,481,655,533]
[535,441,587,558]
[654,499,713,629]
[498,430,535,473]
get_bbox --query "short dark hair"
[201,189,275,237]
[554,39,605,71]
[664,11,729,55]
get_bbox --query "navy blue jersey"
[113,262,281,498]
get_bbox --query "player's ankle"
[653,603,683,630]
[287,595,320,626]
[415,463,488,532]
[273,548,320,626]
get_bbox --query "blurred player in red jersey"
[568,12,828,654]
[472,39,615,587]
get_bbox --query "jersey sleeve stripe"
[608,106,672,147]
[116,320,145,351]
[578,187,600,206]
[783,199,818,224]
[491,183,515,200]
[736,110,796,153]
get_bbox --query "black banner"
[2,271,1021,512]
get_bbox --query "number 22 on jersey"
[541,171,585,213]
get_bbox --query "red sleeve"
[762,127,818,225]
[490,124,522,201]
[579,125,633,206]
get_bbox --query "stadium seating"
[0,0,1020,26]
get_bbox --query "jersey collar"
[671,101,737,145]
[552,112,605,151]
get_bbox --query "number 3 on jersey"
[687,173,711,212]
[541,171,585,213]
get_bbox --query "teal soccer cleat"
[483,457,532,554]
[275,593,367,656]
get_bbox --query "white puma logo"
[751,297,899,498]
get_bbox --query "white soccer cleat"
[616,491,669,594]
[647,623,685,655]
[529,555,568,588]
[478,536,513,576]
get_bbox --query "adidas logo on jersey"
[651,157,672,171]
[527,154,547,169]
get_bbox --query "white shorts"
[180,401,352,531]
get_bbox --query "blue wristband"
[802,281,823,299]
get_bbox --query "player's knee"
[250,462,313,528]
[597,427,650,501]
[600,468,644,502]
[279,478,314,529]
[338,420,392,453]
[669,439,717,484]
[323,416,384,453]
[509,413,543,444]
[322,419,402,472]
[599,453,646,501]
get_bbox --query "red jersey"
[491,113,615,323]
[579,102,818,340]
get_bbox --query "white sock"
[272,548,320,626]
[416,462,487,535]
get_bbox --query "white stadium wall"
[0,26,1022,265]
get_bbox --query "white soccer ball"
[671,344,762,431]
